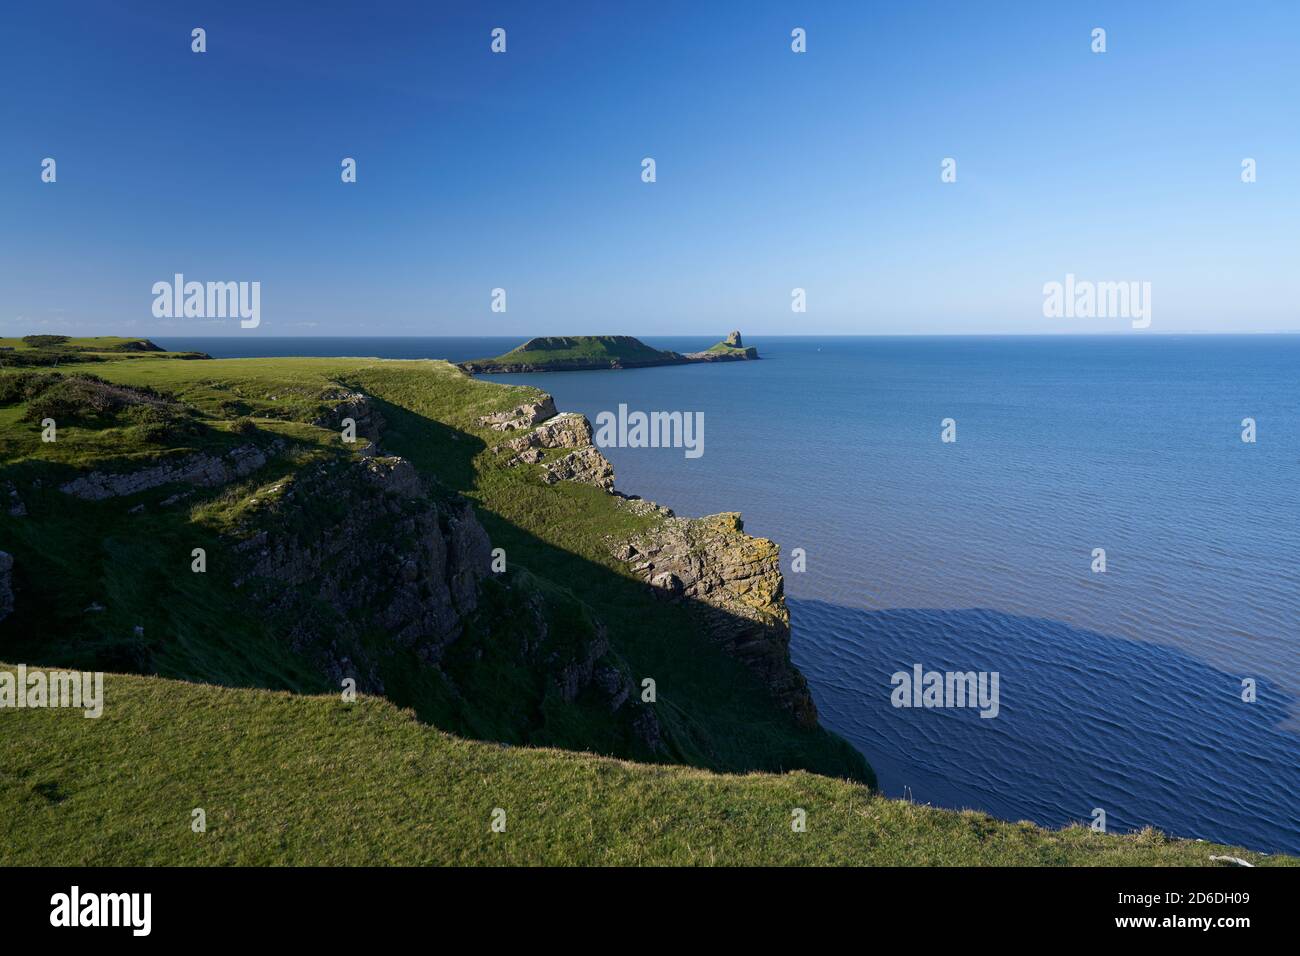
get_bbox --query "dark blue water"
[157,335,1300,853]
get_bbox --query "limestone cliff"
[494,407,616,491]
[219,395,657,750]
[611,505,817,727]
[229,455,490,685]
[488,391,818,727]
[60,445,271,500]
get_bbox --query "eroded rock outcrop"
[611,509,817,727]
[541,446,616,491]
[232,455,486,665]
[312,389,386,442]
[476,397,558,432]
[492,402,616,492]
[225,450,657,748]
[60,444,270,501]
[504,412,592,451]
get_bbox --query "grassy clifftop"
[0,335,208,366]
[1,664,1289,866]
[0,335,164,352]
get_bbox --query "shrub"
[0,371,61,405]
[1,348,102,368]
[21,374,176,424]
[24,376,115,422]
[125,404,204,443]
[230,417,258,436]
[214,399,254,418]
[20,334,70,348]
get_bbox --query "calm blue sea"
[156,335,1300,854]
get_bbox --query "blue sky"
[2,0,1297,336]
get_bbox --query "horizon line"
[131,330,1300,339]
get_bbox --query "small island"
[458,331,758,373]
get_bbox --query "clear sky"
[2,1,1297,337]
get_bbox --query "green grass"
[0,665,1290,866]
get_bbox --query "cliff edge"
[488,393,816,727]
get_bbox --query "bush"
[24,376,116,422]
[21,374,175,424]
[21,334,70,348]
[215,399,254,418]
[0,348,102,368]
[128,403,204,441]
[125,404,204,443]
[230,417,258,436]
[0,371,60,405]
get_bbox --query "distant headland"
[458,331,758,373]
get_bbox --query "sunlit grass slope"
[1,666,1289,866]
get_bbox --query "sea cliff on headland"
[0,333,861,794]
[0,336,1291,865]
[458,331,758,373]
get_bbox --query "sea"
[154,334,1300,854]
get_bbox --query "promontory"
[458,331,757,373]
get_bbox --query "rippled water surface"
[162,335,1300,853]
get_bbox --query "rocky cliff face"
[503,412,592,451]
[231,455,490,687]
[476,398,558,431]
[611,504,818,727]
[486,392,817,726]
[311,390,386,441]
[215,396,658,750]
[683,347,758,362]
[0,551,13,623]
[28,375,807,753]
[226,449,659,750]
[60,445,271,501]
[541,447,616,491]
[495,408,617,491]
